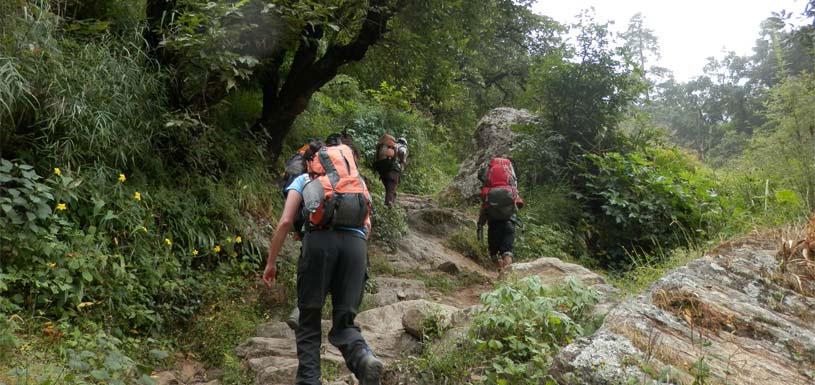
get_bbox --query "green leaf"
[102,210,117,222]
[81,272,93,282]
[149,349,170,360]
[35,205,52,220]
[138,375,157,385]
[774,189,801,206]
[487,339,503,350]
[0,159,12,172]
[90,369,109,381]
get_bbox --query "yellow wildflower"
[133,191,141,201]
[213,245,221,253]
[139,225,148,233]
[164,238,172,246]
[192,249,199,256]
[47,262,56,269]
[118,173,127,183]
[53,167,61,176]
[235,236,242,243]
[226,237,233,243]
[55,202,67,211]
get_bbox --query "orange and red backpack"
[301,144,371,232]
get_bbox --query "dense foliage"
[575,147,722,265]
[2,0,815,382]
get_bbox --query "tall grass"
[1,2,165,169]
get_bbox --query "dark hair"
[325,133,341,146]
[302,139,324,169]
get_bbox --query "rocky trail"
[231,192,618,385]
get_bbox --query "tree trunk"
[253,0,405,165]
[144,0,177,54]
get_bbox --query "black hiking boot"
[358,353,384,385]
[285,307,299,330]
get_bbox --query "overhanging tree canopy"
[148,0,407,163]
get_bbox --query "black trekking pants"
[295,230,371,385]
[487,220,515,260]
[380,170,400,206]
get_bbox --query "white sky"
[532,0,809,81]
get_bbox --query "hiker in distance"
[477,156,524,274]
[374,133,408,206]
[262,139,383,385]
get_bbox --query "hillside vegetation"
[1,1,814,384]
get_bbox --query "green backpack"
[485,187,517,221]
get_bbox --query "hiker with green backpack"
[477,157,524,274]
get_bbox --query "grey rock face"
[552,242,815,385]
[445,107,537,203]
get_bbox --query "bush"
[0,314,20,363]
[362,166,409,248]
[470,276,599,385]
[515,223,574,261]
[0,159,266,332]
[575,147,722,267]
[447,228,490,266]
[512,122,566,186]
[186,296,263,366]
[3,319,170,385]
[400,276,600,385]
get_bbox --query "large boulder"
[445,107,537,202]
[551,240,815,385]
[355,299,459,360]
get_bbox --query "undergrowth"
[398,276,600,385]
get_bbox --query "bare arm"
[262,191,303,287]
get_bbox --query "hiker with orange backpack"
[278,141,315,330]
[477,157,524,274]
[262,140,383,385]
[374,133,408,206]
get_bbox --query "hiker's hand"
[262,263,276,288]
[477,226,484,242]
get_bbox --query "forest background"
[1,0,814,383]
